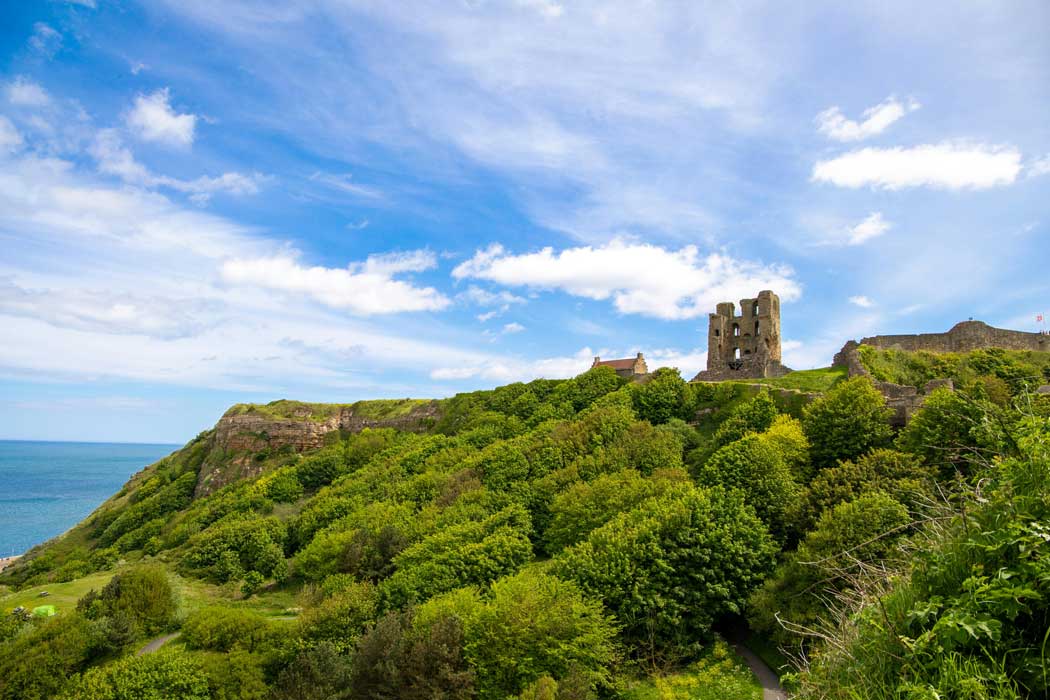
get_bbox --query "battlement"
[859,320,1049,354]
[693,290,791,381]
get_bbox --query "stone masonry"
[693,290,791,381]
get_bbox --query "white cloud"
[29,23,62,58]
[91,128,262,202]
[309,172,384,200]
[812,142,1022,190]
[0,117,22,153]
[476,311,498,323]
[67,0,98,8]
[516,0,564,19]
[815,96,919,142]
[1028,154,1050,178]
[847,212,891,245]
[5,77,51,107]
[848,295,875,308]
[502,322,525,334]
[221,252,450,314]
[453,239,800,320]
[459,285,527,307]
[125,89,197,147]
[0,278,219,339]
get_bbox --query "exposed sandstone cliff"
[194,399,441,496]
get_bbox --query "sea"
[0,440,179,557]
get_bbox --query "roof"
[595,358,639,370]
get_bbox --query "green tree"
[631,367,692,425]
[750,493,911,645]
[63,649,210,700]
[712,390,779,448]
[463,571,617,700]
[896,388,1005,476]
[554,484,776,658]
[695,432,801,540]
[802,377,893,470]
[793,448,933,532]
[298,580,378,654]
[350,609,474,700]
[544,468,687,552]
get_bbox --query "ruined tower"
[692,290,791,381]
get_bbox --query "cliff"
[195,398,441,496]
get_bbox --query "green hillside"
[1,356,1048,700]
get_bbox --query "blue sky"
[1,1,1048,443]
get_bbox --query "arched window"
[733,348,740,360]
[755,320,760,336]
[714,328,720,337]
[752,301,759,316]
[732,324,739,337]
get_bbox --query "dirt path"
[733,643,788,700]
[136,632,181,656]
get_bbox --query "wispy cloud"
[815,96,919,142]
[5,77,51,107]
[28,23,62,58]
[813,142,1022,190]
[847,212,892,245]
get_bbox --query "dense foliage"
[2,351,1047,700]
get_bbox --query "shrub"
[712,390,779,448]
[750,493,911,645]
[554,484,776,658]
[631,367,693,425]
[350,609,475,700]
[182,607,274,653]
[63,649,210,700]
[803,377,892,470]
[896,388,1005,476]
[695,433,800,540]
[463,571,617,700]
[298,581,378,653]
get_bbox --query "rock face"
[194,401,441,496]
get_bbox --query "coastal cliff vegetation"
[1,348,1049,700]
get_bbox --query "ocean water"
[0,440,179,556]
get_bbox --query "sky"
[0,1,1048,444]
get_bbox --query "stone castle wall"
[860,321,1048,354]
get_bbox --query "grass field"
[747,366,847,392]
[0,570,114,615]
[2,567,301,620]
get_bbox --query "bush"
[79,566,178,635]
[463,571,617,700]
[298,580,378,653]
[896,388,1005,476]
[750,493,911,645]
[554,484,776,658]
[350,609,474,700]
[793,449,933,531]
[631,367,693,425]
[695,433,800,540]
[803,377,892,470]
[182,607,274,653]
[272,642,353,700]
[63,649,210,700]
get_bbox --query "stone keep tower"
[692,290,791,381]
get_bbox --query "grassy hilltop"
[1,348,1049,700]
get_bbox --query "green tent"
[32,604,56,617]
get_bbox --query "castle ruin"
[692,290,791,381]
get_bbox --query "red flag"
[1039,314,1045,323]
